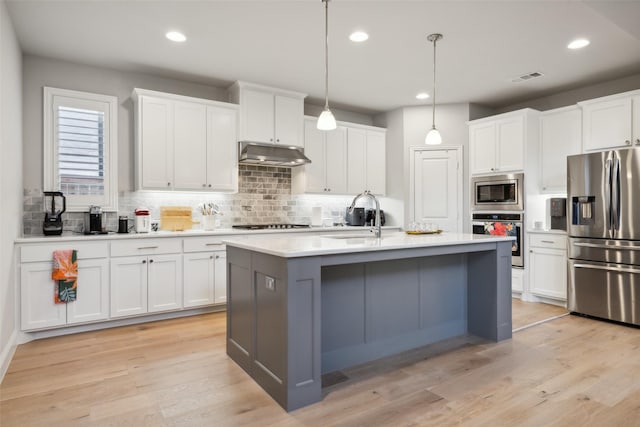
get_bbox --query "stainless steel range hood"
[238,141,311,167]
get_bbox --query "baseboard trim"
[0,328,18,384]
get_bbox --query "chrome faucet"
[348,190,382,238]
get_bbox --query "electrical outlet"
[265,276,275,291]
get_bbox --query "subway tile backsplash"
[23,165,360,236]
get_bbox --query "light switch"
[265,276,275,291]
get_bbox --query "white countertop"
[223,231,515,258]
[15,225,401,244]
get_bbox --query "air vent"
[511,71,544,83]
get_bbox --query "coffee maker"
[43,191,66,236]
[84,205,105,234]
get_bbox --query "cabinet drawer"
[21,242,109,263]
[529,234,567,250]
[110,238,182,257]
[183,236,227,253]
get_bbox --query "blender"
[43,191,66,236]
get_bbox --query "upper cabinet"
[132,89,238,192]
[228,81,306,146]
[469,109,539,175]
[578,90,640,151]
[346,127,386,195]
[539,106,582,193]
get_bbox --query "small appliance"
[84,205,105,234]
[471,212,523,268]
[42,191,66,236]
[365,209,385,226]
[135,208,151,233]
[549,197,567,231]
[118,216,129,234]
[345,207,365,226]
[471,173,524,211]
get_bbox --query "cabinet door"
[183,252,215,308]
[324,126,348,194]
[512,268,524,293]
[496,116,524,172]
[582,97,633,151]
[67,258,109,325]
[540,108,582,192]
[140,96,173,189]
[303,119,326,193]
[173,101,208,190]
[469,123,496,174]
[366,130,386,195]
[243,89,274,143]
[530,247,567,300]
[20,262,67,330]
[110,256,148,318]
[214,251,227,304]
[346,128,367,194]
[207,106,238,191]
[274,95,303,146]
[148,254,183,313]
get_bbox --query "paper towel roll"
[311,207,322,226]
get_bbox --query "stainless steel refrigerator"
[567,147,640,326]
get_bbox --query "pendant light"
[425,33,443,145]
[317,0,337,130]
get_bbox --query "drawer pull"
[137,246,159,250]
[205,243,222,246]
[540,240,555,244]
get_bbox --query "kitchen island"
[224,231,514,411]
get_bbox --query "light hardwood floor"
[511,298,568,330]
[1,302,638,427]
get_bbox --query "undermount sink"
[322,233,380,240]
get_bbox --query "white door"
[302,119,326,193]
[214,251,227,304]
[346,127,367,194]
[207,106,237,191]
[110,255,148,318]
[274,95,303,146]
[582,97,632,151]
[324,126,348,194]
[20,261,67,330]
[140,96,173,189]
[243,89,274,143]
[496,116,524,172]
[173,101,207,190]
[469,123,496,174]
[366,130,386,195]
[147,254,183,313]
[67,258,109,324]
[412,148,462,232]
[183,252,215,308]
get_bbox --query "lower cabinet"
[110,254,182,318]
[183,250,227,307]
[20,243,109,331]
[529,233,567,301]
[511,268,524,293]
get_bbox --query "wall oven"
[471,173,524,211]
[472,212,524,268]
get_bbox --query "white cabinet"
[292,118,347,194]
[539,106,582,192]
[183,237,227,307]
[529,233,567,301]
[133,88,238,192]
[346,127,386,195]
[20,243,109,331]
[228,81,306,146]
[512,268,524,293]
[110,239,183,318]
[578,92,640,151]
[469,109,539,175]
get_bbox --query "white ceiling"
[6,0,640,115]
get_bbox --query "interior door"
[412,148,461,232]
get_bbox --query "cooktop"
[232,223,311,230]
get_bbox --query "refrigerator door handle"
[605,158,613,237]
[574,263,640,275]
[612,156,621,232]
[574,242,640,251]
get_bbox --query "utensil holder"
[202,215,216,231]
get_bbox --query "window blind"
[57,106,105,196]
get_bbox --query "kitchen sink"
[322,233,378,239]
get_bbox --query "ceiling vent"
[511,71,544,83]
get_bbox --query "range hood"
[238,141,311,167]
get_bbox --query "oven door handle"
[573,263,640,275]
[574,242,640,251]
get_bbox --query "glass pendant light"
[317,0,337,130]
[425,33,443,145]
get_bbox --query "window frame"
[43,87,118,212]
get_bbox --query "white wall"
[0,0,23,380]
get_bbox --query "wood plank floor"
[2,301,638,427]
[511,298,568,330]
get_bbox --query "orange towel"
[52,250,78,303]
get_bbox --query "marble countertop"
[15,225,401,244]
[223,231,515,258]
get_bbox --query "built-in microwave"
[471,173,524,212]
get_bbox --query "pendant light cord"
[431,35,437,129]
[324,0,330,110]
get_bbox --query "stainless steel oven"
[472,212,524,268]
[471,173,524,211]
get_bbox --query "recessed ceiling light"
[349,31,369,42]
[416,92,430,100]
[166,31,187,43]
[568,38,589,49]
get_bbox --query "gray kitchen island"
[224,231,514,411]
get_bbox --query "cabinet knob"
[636,139,640,145]
[142,260,146,264]
[529,250,533,253]
[202,184,206,187]
[542,186,547,190]
[276,139,280,143]
[149,259,154,263]
[208,184,212,188]
[167,182,171,187]
[210,255,214,259]
[626,140,632,145]
[215,255,220,259]
[270,138,273,142]
[490,168,495,171]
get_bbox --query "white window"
[43,87,118,211]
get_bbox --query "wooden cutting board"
[160,206,198,231]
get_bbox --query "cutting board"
[160,206,198,231]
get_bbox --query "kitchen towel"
[52,249,78,303]
[484,222,518,252]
